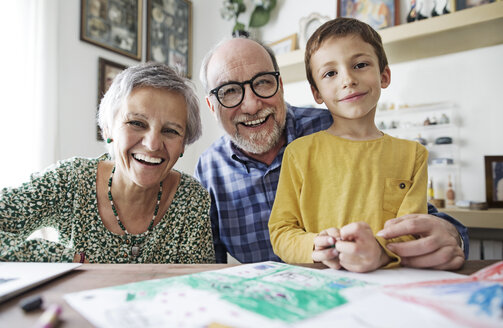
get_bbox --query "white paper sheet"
[64,261,503,328]
[0,262,81,303]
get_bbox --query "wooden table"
[0,261,498,327]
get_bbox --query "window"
[0,1,58,188]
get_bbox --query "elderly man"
[195,37,468,269]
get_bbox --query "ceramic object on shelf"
[446,175,455,206]
[407,0,418,22]
[431,158,454,165]
[414,134,427,146]
[435,136,453,144]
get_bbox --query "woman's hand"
[335,222,390,273]
[312,228,341,269]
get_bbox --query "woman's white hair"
[97,62,202,157]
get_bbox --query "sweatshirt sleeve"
[269,147,317,263]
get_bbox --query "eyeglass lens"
[215,72,279,108]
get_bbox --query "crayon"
[35,304,62,328]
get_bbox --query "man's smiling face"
[205,38,287,155]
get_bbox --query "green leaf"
[236,0,246,14]
[249,6,270,28]
[233,22,246,32]
[268,0,277,11]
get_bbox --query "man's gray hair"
[199,36,280,93]
[98,62,202,156]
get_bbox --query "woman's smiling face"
[111,86,186,188]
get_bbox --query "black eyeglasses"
[210,71,280,108]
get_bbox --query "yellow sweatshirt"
[269,131,428,266]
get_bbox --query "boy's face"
[309,34,390,122]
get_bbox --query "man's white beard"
[232,118,284,154]
[217,104,287,155]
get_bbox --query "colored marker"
[35,304,62,328]
[19,295,43,312]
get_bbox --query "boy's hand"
[312,228,341,269]
[336,222,390,273]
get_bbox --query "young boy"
[268,18,428,273]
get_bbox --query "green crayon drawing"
[111,262,369,323]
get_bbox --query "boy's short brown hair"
[305,17,388,91]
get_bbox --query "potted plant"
[220,0,277,37]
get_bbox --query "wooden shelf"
[375,102,455,117]
[441,208,503,229]
[277,2,503,83]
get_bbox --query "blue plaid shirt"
[195,104,468,263]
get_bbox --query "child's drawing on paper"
[65,262,372,327]
[64,261,503,328]
[183,268,364,322]
[111,263,369,323]
[384,261,503,328]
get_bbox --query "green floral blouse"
[0,154,215,263]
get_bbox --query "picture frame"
[267,34,298,56]
[147,0,192,77]
[484,155,503,208]
[80,0,143,61]
[299,13,331,49]
[97,57,127,140]
[337,0,399,30]
[455,0,495,11]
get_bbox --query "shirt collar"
[283,103,299,145]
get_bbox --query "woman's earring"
[179,153,184,158]
[106,138,113,144]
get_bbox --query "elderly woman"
[0,62,215,263]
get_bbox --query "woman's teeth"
[133,154,163,164]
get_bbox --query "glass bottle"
[446,175,455,206]
[427,178,434,201]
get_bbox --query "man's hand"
[336,222,390,273]
[312,228,341,269]
[377,214,464,270]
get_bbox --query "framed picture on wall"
[267,34,297,56]
[337,0,399,30]
[147,0,192,77]
[484,155,503,208]
[80,0,143,61]
[455,0,495,11]
[96,57,127,140]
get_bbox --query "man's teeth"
[243,117,267,126]
[133,154,162,164]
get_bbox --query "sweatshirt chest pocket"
[383,178,412,214]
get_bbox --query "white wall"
[54,1,502,203]
[54,0,335,173]
[57,1,140,161]
[386,46,503,202]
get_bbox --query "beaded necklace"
[108,166,163,258]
